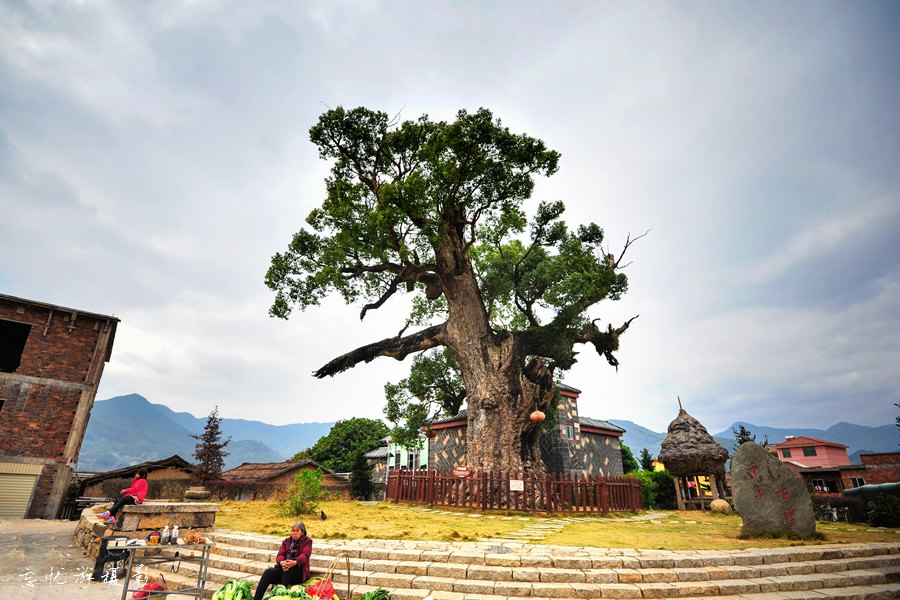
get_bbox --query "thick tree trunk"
[434,227,557,474]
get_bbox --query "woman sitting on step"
[253,521,312,600]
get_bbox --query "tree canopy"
[621,443,640,474]
[639,447,655,471]
[267,107,638,473]
[732,424,768,455]
[305,417,389,473]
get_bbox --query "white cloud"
[1,1,897,436]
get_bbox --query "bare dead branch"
[614,228,651,268]
[314,323,448,378]
[360,277,401,320]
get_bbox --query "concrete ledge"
[74,501,220,556]
[118,501,220,531]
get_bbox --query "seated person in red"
[96,468,149,525]
[253,521,312,600]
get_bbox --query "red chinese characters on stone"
[774,485,790,502]
[749,462,759,479]
[753,484,765,502]
[781,508,796,526]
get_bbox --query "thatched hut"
[658,405,729,510]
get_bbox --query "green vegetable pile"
[358,588,390,600]
[212,579,253,600]
[262,584,315,600]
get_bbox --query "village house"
[0,293,118,518]
[77,455,194,498]
[770,435,851,470]
[365,384,625,497]
[219,459,349,500]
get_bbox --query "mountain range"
[78,393,897,473]
[611,418,897,464]
[78,394,334,472]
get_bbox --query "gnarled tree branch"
[314,323,448,378]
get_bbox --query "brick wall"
[0,300,107,382]
[580,431,625,476]
[0,379,83,458]
[0,295,117,518]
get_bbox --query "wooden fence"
[386,469,642,514]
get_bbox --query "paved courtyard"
[0,518,124,600]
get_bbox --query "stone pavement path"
[0,518,123,600]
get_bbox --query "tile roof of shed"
[220,459,332,481]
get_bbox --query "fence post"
[600,477,609,514]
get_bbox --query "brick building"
[0,293,118,518]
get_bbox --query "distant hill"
[609,417,896,464]
[79,393,334,472]
[712,422,897,462]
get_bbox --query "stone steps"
[157,531,900,599]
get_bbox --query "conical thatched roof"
[657,408,729,477]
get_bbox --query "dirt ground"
[0,518,126,600]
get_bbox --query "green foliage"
[731,424,768,455]
[359,587,390,600]
[385,348,464,448]
[289,449,311,462]
[639,448,654,471]
[350,453,375,501]
[307,417,389,473]
[626,469,676,509]
[627,470,657,508]
[620,443,639,474]
[867,493,900,528]
[280,469,329,517]
[647,470,677,509]
[191,406,231,482]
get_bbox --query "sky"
[1,1,898,435]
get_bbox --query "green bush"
[647,470,677,510]
[280,469,335,517]
[867,493,900,528]
[626,469,677,510]
[626,471,656,508]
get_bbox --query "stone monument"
[732,441,815,537]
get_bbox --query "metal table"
[115,542,212,600]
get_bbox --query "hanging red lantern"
[424,428,437,438]
[529,410,545,422]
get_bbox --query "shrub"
[811,495,866,523]
[626,471,656,508]
[647,470,677,510]
[867,493,900,528]
[280,469,337,517]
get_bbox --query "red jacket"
[276,535,312,582]
[122,476,149,503]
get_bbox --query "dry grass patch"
[214,500,532,542]
[215,501,900,550]
[541,512,900,550]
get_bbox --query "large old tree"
[267,107,638,475]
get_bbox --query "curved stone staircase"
[158,531,900,599]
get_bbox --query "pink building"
[771,435,850,469]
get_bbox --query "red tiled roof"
[773,436,848,449]
[220,459,332,482]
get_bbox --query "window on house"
[802,447,817,457]
[0,319,31,373]
[811,478,826,492]
[781,448,792,458]
[850,477,865,488]
[566,425,575,440]
[392,450,401,469]
[406,448,419,470]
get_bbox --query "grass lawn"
[213,500,900,550]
